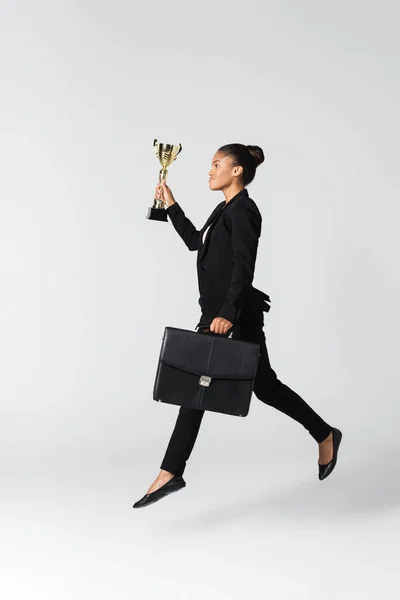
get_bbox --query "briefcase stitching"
[159,359,256,381]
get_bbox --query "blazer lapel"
[198,190,249,261]
[198,203,225,261]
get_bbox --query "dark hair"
[218,143,265,186]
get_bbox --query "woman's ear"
[232,165,243,178]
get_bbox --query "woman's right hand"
[155,179,176,208]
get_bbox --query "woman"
[133,143,342,509]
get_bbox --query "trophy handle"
[174,144,182,159]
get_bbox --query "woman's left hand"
[210,317,233,335]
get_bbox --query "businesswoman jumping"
[133,143,342,509]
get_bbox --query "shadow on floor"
[160,444,400,532]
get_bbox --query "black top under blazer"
[166,188,271,327]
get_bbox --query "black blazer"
[166,188,270,327]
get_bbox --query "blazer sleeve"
[217,202,262,323]
[166,202,201,251]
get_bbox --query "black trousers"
[160,321,332,477]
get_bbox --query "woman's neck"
[223,184,245,204]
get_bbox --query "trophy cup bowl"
[147,139,183,222]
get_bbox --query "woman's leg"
[241,323,332,444]
[145,401,205,494]
[159,406,205,477]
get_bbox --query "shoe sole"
[133,484,186,509]
[319,429,342,481]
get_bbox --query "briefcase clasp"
[199,375,212,387]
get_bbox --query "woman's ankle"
[159,469,175,478]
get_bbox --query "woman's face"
[208,151,243,191]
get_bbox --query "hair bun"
[246,145,265,167]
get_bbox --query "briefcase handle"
[197,327,235,339]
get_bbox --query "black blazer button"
[200,265,206,271]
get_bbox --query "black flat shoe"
[133,476,186,509]
[318,427,343,481]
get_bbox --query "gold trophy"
[147,138,182,222]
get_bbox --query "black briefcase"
[153,327,260,417]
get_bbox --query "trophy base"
[147,207,168,222]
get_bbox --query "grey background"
[1,1,399,598]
